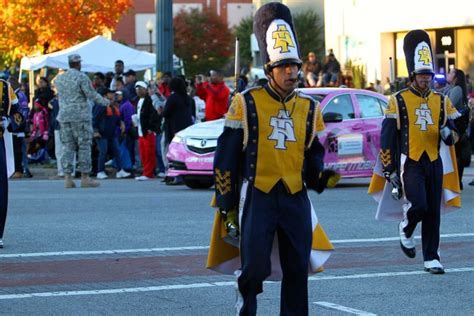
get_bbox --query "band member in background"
[368,30,462,275]
[1,78,23,248]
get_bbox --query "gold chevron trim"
[380,149,391,167]
[215,168,232,195]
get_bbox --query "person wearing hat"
[132,81,161,180]
[368,30,462,274]
[206,3,335,315]
[433,74,448,93]
[54,54,111,188]
[124,69,138,103]
[1,77,24,248]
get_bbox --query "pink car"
[167,88,388,189]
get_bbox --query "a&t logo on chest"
[415,103,434,131]
[268,110,296,149]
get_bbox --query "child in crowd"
[92,88,130,179]
[27,99,49,163]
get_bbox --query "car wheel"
[183,178,214,189]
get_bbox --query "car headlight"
[171,135,184,144]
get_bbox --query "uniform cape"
[206,185,334,280]
[2,128,15,177]
[368,142,461,221]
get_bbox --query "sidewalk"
[12,161,142,180]
[11,156,474,182]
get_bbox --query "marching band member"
[207,3,336,315]
[369,30,462,275]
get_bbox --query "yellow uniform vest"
[226,86,324,194]
[384,88,458,162]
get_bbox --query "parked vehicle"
[167,88,388,189]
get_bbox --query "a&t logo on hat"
[414,42,433,73]
[266,20,299,64]
[270,22,295,53]
[403,30,434,76]
[254,2,303,73]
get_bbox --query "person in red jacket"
[195,70,230,121]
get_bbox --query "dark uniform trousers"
[0,137,8,239]
[12,135,23,173]
[402,152,443,261]
[238,181,312,316]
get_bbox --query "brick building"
[113,0,253,52]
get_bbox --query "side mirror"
[323,112,343,123]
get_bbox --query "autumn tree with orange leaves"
[0,0,131,68]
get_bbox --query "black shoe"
[400,241,416,258]
[22,170,33,178]
[166,177,184,185]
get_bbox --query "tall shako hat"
[403,30,435,77]
[253,2,302,74]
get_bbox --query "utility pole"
[156,0,173,75]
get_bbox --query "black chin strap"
[269,74,292,100]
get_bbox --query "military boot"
[64,174,76,189]
[80,173,100,188]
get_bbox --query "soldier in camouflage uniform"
[54,54,110,188]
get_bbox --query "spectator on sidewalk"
[195,70,230,121]
[322,52,341,87]
[302,51,322,87]
[92,88,130,180]
[447,68,471,190]
[92,72,106,90]
[115,77,130,102]
[158,72,172,98]
[124,69,138,104]
[116,90,136,173]
[109,60,125,91]
[27,99,50,163]
[132,81,161,181]
[162,77,195,185]
[34,77,54,110]
[149,82,167,177]
[374,79,384,94]
[433,74,448,93]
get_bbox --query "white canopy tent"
[19,35,181,104]
[19,35,173,73]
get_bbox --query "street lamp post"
[156,0,173,74]
[146,20,154,53]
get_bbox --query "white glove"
[1,117,10,129]
[440,126,452,141]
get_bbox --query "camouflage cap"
[68,54,82,63]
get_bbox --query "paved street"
[0,173,473,315]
